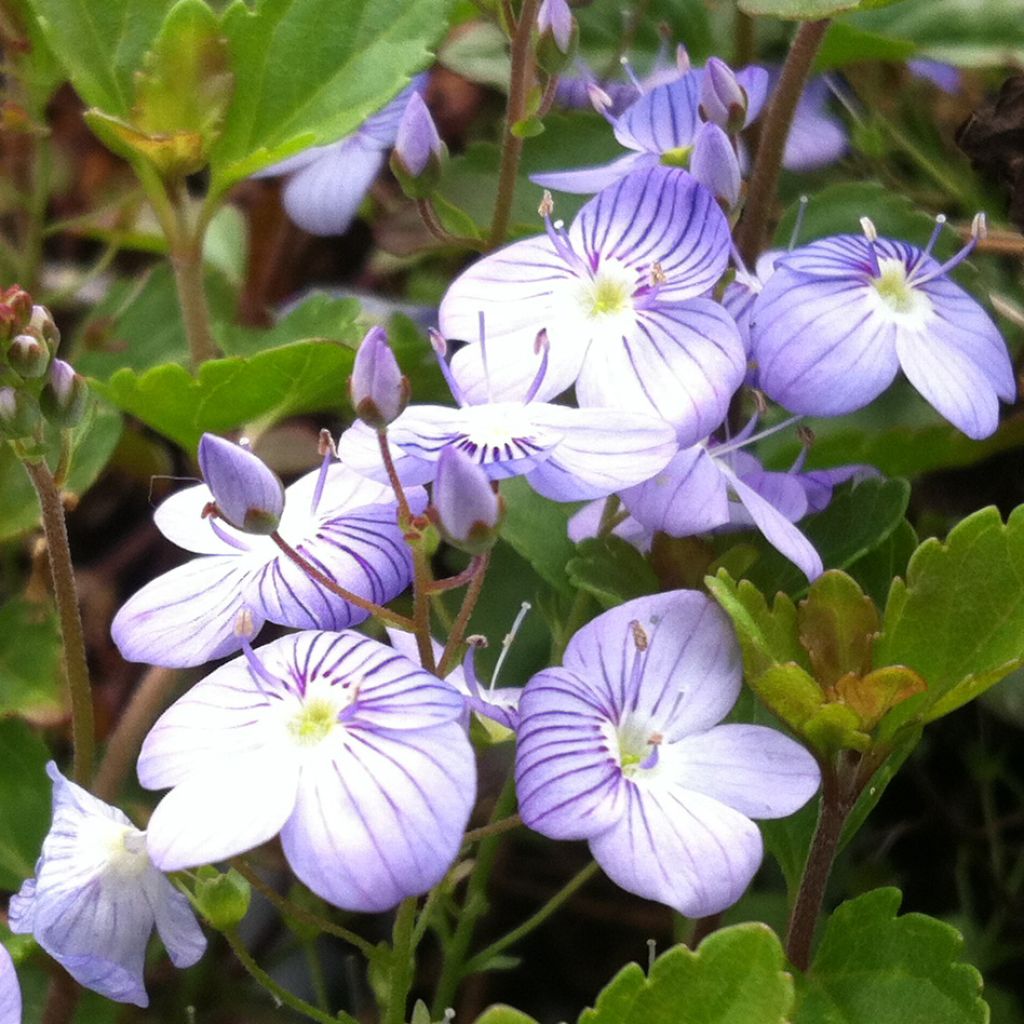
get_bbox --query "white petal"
[154,483,264,555]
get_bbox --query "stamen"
[631,620,649,652]
[523,330,550,404]
[910,211,986,287]
[208,516,252,551]
[788,195,809,251]
[538,190,554,219]
[859,216,882,276]
[235,617,281,699]
[587,83,616,122]
[711,414,803,458]
[310,445,334,516]
[462,635,489,700]
[675,43,690,75]
[639,731,663,770]
[728,239,752,278]
[647,939,657,972]
[428,328,468,407]
[924,213,947,257]
[620,55,643,94]
[492,601,532,688]
[649,262,667,286]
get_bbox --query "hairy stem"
[487,0,542,249]
[384,897,419,1024]
[734,18,831,265]
[23,458,94,785]
[412,547,439,673]
[377,430,413,523]
[438,550,491,676]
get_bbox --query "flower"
[779,75,847,171]
[112,457,424,667]
[514,591,820,917]
[8,763,205,1007]
[252,77,425,235]
[197,433,284,534]
[750,217,1016,439]
[139,630,475,912]
[438,164,744,446]
[0,945,20,1024]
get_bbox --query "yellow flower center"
[288,697,339,746]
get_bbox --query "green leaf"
[23,0,171,115]
[876,506,1024,730]
[795,888,988,1024]
[0,600,64,725]
[472,1009,541,1024]
[93,339,358,451]
[567,536,658,609]
[738,0,860,19]
[210,0,447,189]
[734,478,911,599]
[216,293,361,356]
[815,21,917,70]
[2,0,65,114]
[499,477,575,597]
[579,926,793,1024]
[845,518,918,608]
[0,719,51,889]
[438,21,510,90]
[0,404,123,541]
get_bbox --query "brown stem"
[376,429,412,523]
[40,970,78,1024]
[270,532,415,630]
[734,18,831,266]
[412,547,438,674]
[23,459,94,785]
[487,0,542,249]
[438,550,491,676]
[425,555,485,593]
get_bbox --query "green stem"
[438,549,491,676]
[415,198,485,250]
[734,18,831,266]
[487,0,542,249]
[463,861,599,975]
[224,928,360,1024]
[385,897,419,1024]
[22,458,94,785]
[463,813,522,845]
[431,775,517,1016]
[412,546,438,674]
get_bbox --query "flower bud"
[7,333,49,378]
[193,867,251,931]
[349,325,410,429]
[389,92,446,199]
[699,57,748,133]
[0,285,33,341]
[690,122,741,209]
[27,305,60,349]
[39,359,88,427]
[197,433,285,534]
[536,0,577,74]
[432,446,503,555]
[0,386,40,438]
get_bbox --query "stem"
[40,970,78,1024]
[231,858,385,964]
[463,861,599,974]
[22,459,94,785]
[377,430,413,523]
[224,928,360,1024]
[412,547,438,674]
[487,0,542,249]
[438,550,491,676]
[464,813,522,845]
[384,897,419,1024]
[170,223,220,368]
[415,198,484,250]
[93,665,178,802]
[734,18,831,266]
[270,532,415,630]
[425,555,485,593]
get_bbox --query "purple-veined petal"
[337,421,434,487]
[667,723,820,818]
[358,76,426,148]
[143,872,207,969]
[111,557,266,668]
[576,300,745,447]
[690,122,741,208]
[562,591,742,733]
[727,450,809,525]
[800,464,876,514]
[568,499,652,552]
[280,721,474,911]
[530,152,652,194]
[588,782,763,917]
[281,460,419,525]
[515,667,628,840]
[736,65,771,126]
[0,946,20,1024]
[523,404,677,501]
[153,483,263,555]
[145,752,300,871]
[613,74,702,153]
[282,136,386,236]
[722,465,823,580]
[621,444,730,536]
[569,165,731,302]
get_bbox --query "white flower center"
[615,714,665,780]
[871,257,931,322]
[574,260,636,325]
[78,817,151,878]
[288,696,341,746]
[459,403,536,451]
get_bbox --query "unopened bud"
[7,333,49,378]
[27,305,59,348]
[193,867,251,930]
[39,359,88,427]
[390,92,446,199]
[536,0,577,74]
[690,122,741,209]
[197,433,285,534]
[432,447,503,555]
[0,386,40,438]
[699,57,748,133]
[0,286,32,339]
[350,326,410,429]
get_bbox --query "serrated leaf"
[210,0,446,190]
[499,477,575,596]
[579,926,793,1024]
[876,506,1024,731]
[796,888,988,1024]
[798,571,879,688]
[0,719,51,889]
[93,340,358,451]
[0,600,64,725]
[566,536,658,609]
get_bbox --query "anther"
[650,262,667,286]
[631,619,649,652]
[538,190,554,219]
[318,428,337,458]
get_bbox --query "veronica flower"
[139,630,474,911]
[780,75,847,171]
[0,946,20,1024]
[439,165,745,446]
[339,329,678,502]
[112,452,425,668]
[9,763,205,1007]
[515,591,820,917]
[751,216,1016,439]
[252,77,425,235]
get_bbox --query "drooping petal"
[588,783,764,918]
[530,152,652,194]
[799,464,877,515]
[111,557,266,668]
[280,721,475,911]
[562,591,742,733]
[515,667,628,840]
[568,499,652,552]
[523,404,677,501]
[736,65,771,126]
[621,445,730,536]
[575,300,745,446]
[666,723,820,818]
[144,872,209,969]
[0,946,20,1024]
[727,450,809,526]
[613,74,702,153]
